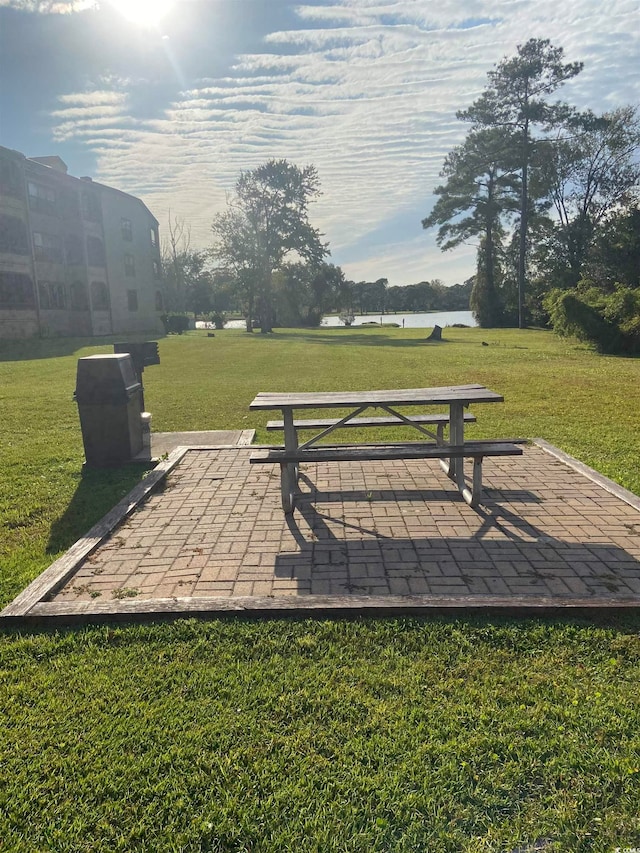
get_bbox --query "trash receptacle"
[74,353,144,467]
[113,341,160,371]
[113,341,159,408]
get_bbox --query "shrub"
[544,283,640,354]
[160,313,190,335]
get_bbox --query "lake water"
[219,310,475,330]
[321,310,475,328]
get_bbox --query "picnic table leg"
[460,456,483,507]
[280,463,295,514]
[282,407,299,512]
[444,401,465,488]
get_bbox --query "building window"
[127,289,139,311]
[0,214,29,255]
[0,271,36,307]
[81,190,102,223]
[58,188,80,220]
[152,259,161,279]
[64,233,84,265]
[124,253,135,277]
[150,226,158,248]
[33,231,63,264]
[51,281,66,309]
[86,236,106,266]
[69,281,89,310]
[155,290,164,311]
[0,157,22,198]
[28,181,56,215]
[38,281,66,310]
[90,281,110,311]
[121,218,133,242]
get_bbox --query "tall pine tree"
[458,39,582,327]
[422,127,518,327]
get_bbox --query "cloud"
[0,0,95,11]
[38,0,640,286]
[56,89,128,106]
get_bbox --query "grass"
[1,325,640,851]
[1,618,639,852]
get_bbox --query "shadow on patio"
[275,492,640,600]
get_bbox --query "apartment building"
[0,145,164,339]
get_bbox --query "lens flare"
[108,0,174,27]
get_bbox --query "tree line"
[422,38,640,350]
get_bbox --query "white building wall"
[0,144,163,339]
[98,184,163,336]
[0,147,39,337]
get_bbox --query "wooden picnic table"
[249,384,522,513]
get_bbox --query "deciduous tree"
[211,160,328,332]
[541,106,640,288]
[161,214,214,317]
[273,262,346,327]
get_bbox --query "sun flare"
[108,0,174,27]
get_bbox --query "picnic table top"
[249,384,504,411]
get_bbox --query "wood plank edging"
[533,439,640,512]
[3,592,637,628]
[0,446,190,619]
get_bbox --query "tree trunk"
[485,174,499,325]
[518,122,529,329]
[246,293,254,332]
[259,272,273,333]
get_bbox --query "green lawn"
[1,326,639,851]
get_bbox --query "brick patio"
[31,442,640,615]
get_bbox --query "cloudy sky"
[1,0,638,287]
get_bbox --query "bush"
[160,313,190,335]
[209,311,227,330]
[544,283,640,354]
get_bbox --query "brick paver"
[52,446,640,604]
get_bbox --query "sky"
[1,0,639,288]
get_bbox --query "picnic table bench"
[250,385,524,513]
